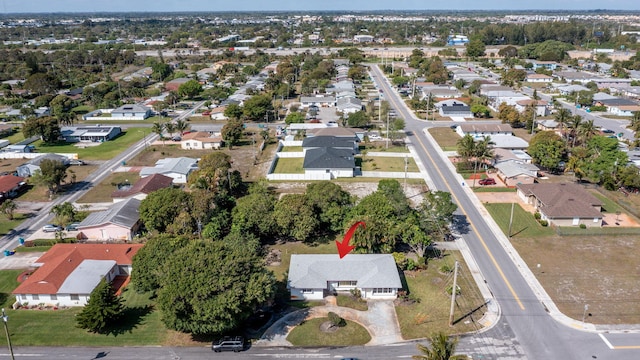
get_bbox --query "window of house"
[70,294,79,301]
[338,281,357,287]
[32,294,39,300]
[50,294,57,301]
[302,289,314,294]
[373,288,393,294]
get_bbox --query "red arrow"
[336,221,365,259]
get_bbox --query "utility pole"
[386,112,390,149]
[403,155,408,193]
[2,308,15,360]
[448,261,459,326]
[508,202,515,237]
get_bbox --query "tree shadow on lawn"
[104,305,154,336]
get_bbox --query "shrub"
[393,252,407,270]
[456,161,475,172]
[349,288,362,299]
[579,223,587,229]
[446,285,461,295]
[534,212,541,220]
[539,220,548,227]
[327,312,346,327]
[439,263,453,273]
[406,258,417,271]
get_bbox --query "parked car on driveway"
[69,159,86,166]
[42,224,62,232]
[478,178,496,185]
[65,223,80,231]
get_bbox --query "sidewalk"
[254,298,403,347]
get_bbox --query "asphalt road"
[369,64,640,359]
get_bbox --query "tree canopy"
[76,279,125,334]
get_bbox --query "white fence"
[267,173,331,181]
[280,140,303,147]
[0,152,77,160]
[276,152,304,158]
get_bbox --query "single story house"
[16,154,70,177]
[139,157,198,184]
[529,60,558,71]
[456,124,513,139]
[300,96,336,108]
[489,135,529,150]
[77,198,142,241]
[516,183,603,227]
[111,174,173,203]
[336,97,363,115]
[303,148,356,179]
[12,243,143,307]
[494,160,539,186]
[180,131,223,150]
[287,254,402,300]
[302,135,358,152]
[307,127,364,141]
[164,77,190,92]
[210,106,228,120]
[609,105,640,117]
[0,175,26,203]
[60,126,122,143]
[492,148,532,164]
[525,74,553,83]
[556,84,590,95]
[2,144,34,153]
[440,103,472,118]
[514,99,549,117]
[110,104,151,120]
[537,120,560,133]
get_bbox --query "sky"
[1,0,639,13]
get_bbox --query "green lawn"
[272,158,304,174]
[4,130,25,144]
[361,144,410,153]
[0,280,168,346]
[591,191,625,214]
[33,127,146,160]
[428,127,460,149]
[77,173,141,203]
[473,187,517,193]
[267,242,336,281]
[0,213,27,237]
[484,203,555,238]
[360,156,419,172]
[395,251,482,339]
[280,146,303,152]
[0,270,22,308]
[286,318,371,346]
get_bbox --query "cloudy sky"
[1,0,638,13]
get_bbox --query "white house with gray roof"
[287,254,402,300]
[111,104,151,120]
[139,157,198,184]
[16,154,70,177]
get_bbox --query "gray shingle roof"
[303,147,355,169]
[288,254,402,289]
[140,157,198,177]
[302,136,355,149]
[78,198,141,229]
[25,153,69,166]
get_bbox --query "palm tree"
[472,136,495,187]
[413,332,466,360]
[554,108,572,141]
[456,134,476,163]
[568,115,583,148]
[151,121,165,146]
[175,119,188,136]
[577,119,597,146]
[164,122,176,139]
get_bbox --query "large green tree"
[221,118,244,149]
[231,182,277,240]
[465,39,486,59]
[139,188,193,233]
[305,181,353,233]
[23,116,61,144]
[242,94,273,121]
[157,238,275,335]
[528,131,565,171]
[131,234,190,293]
[273,194,319,242]
[178,79,202,99]
[76,279,125,334]
[32,159,67,194]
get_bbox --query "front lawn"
[428,127,460,150]
[336,294,368,311]
[484,203,555,238]
[0,213,27,237]
[279,146,303,152]
[33,128,146,160]
[0,280,168,346]
[286,318,371,346]
[395,251,483,339]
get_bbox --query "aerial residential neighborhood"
[1,6,640,360]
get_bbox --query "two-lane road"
[370,64,640,359]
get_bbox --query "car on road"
[212,336,244,352]
[478,178,496,185]
[42,224,62,232]
[65,223,80,231]
[602,129,615,134]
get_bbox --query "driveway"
[255,298,403,347]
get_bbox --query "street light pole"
[582,304,589,327]
[2,308,15,360]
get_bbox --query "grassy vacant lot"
[396,251,483,339]
[360,156,419,172]
[0,274,169,346]
[287,318,371,346]
[483,194,640,324]
[484,203,555,238]
[428,127,460,151]
[272,158,304,174]
[34,128,146,160]
[77,173,141,203]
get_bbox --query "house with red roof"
[0,174,26,203]
[13,243,143,307]
[111,173,173,203]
